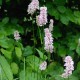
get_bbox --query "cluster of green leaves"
[0,0,80,80]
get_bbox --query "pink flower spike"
[61,56,74,78]
[44,28,54,53]
[27,0,39,15]
[14,30,21,41]
[36,6,47,26]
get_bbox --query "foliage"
[0,0,80,80]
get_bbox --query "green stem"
[48,52,51,62]
[68,76,69,80]
[24,57,26,80]
[32,18,36,78]
[38,26,43,45]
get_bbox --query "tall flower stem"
[38,26,43,45]
[68,76,69,80]
[32,18,36,78]
[48,52,51,62]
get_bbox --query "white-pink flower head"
[61,56,74,78]
[39,61,47,70]
[14,30,20,41]
[27,0,39,15]
[36,6,47,26]
[44,28,54,53]
[49,19,54,32]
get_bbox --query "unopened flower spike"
[49,19,54,32]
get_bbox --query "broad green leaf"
[20,67,44,80]
[68,42,77,50]
[19,70,25,80]
[0,38,9,48]
[66,9,76,23]
[77,18,80,25]
[1,48,12,59]
[76,46,80,56]
[11,62,19,75]
[53,26,62,39]
[57,6,66,13]
[46,2,60,20]
[60,15,69,25]
[2,17,9,24]
[0,56,13,80]
[0,30,6,38]
[58,46,67,57]
[47,62,63,76]
[36,49,47,60]
[26,66,44,80]
[74,11,80,18]
[15,47,22,59]
[23,46,33,56]
[15,41,23,49]
[77,62,80,71]
[68,75,79,80]
[26,55,42,71]
[53,0,66,5]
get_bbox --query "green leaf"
[46,2,60,20]
[23,46,33,57]
[0,29,6,38]
[77,18,80,25]
[0,38,9,48]
[0,0,2,5]
[58,46,67,57]
[25,67,44,80]
[53,26,62,39]
[77,62,80,71]
[60,15,69,25]
[1,48,12,59]
[25,71,42,80]
[15,47,22,59]
[68,42,77,50]
[19,70,25,80]
[0,56,13,80]
[36,49,47,60]
[47,62,63,76]
[57,6,66,13]
[26,55,42,71]
[74,11,80,18]
[54,0,66,5]
[69,75,79,80]
[2,17,9,24]
[76,46,80,56]
[11,62,19,75]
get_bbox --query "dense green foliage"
[0,0,80,80]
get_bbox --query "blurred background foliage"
[0,0,80,80]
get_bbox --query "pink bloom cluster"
[27,0,39,15]
[49,19,54,32]
[61,56,74,78]
[14,31,21,41]
[44,28,54,53]
[36,7,47,26]
[39,61,47,70]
